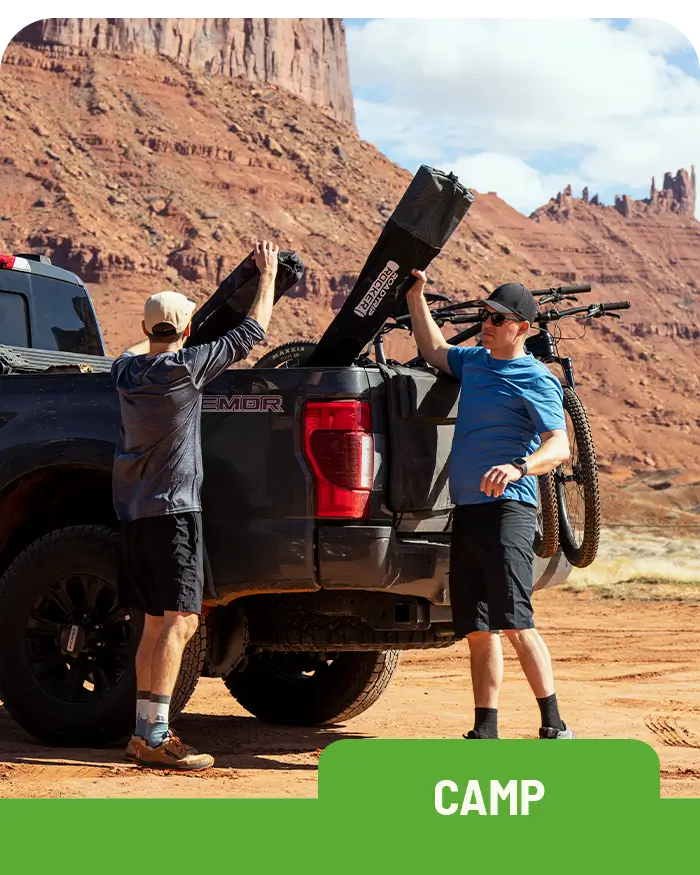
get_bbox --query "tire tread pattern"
[556,388,600,568]
[534,472,559,558]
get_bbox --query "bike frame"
[524,323,576,390]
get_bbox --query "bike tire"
[254,341,318,369]
[555,388,600,568]
[534,472,559,558]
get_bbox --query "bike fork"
[560,357,575,390]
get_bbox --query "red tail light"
[0,255,30,272]
[303,400,374,518]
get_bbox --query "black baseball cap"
[484,282,537,323]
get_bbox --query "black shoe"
[463,730,499,739]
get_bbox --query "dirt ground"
[2,588,700,799]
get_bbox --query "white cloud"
[624,18,698,55]
[446,153,591,215]
[347,18,700,218]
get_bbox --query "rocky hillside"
[12,18,354,125]
[1,37,699,526]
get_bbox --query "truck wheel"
[0,526,205,747]
[224,650,399,725]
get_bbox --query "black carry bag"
[185,249,304,347]
[305,166,474,367]
[377,363,460,515]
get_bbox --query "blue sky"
[343,19,700,217]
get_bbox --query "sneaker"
[125,735,145,761]
[539,723,575,739]
[134,730,215,771]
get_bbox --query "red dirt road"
[1,590,699,798]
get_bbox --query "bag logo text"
[354,260,400,318]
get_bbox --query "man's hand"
[249,240,280,333]
[254,239,279,278]
[480,464,522,498]
[408,268,427,298]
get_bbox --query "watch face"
[513,457,527,467]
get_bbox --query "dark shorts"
[118,512,205,616]
[448,500,536,637]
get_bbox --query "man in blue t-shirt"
[406,270,574,740]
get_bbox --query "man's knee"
[467,630,498,648]
[142,614,164,638]
[163,611,199,644]
[503,627,536,646]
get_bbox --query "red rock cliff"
[12,17,355,127]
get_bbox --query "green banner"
[1,739,698,872]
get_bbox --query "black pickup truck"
[0,254,572,746]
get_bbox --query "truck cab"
[0,253,105,357]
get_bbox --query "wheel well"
[0,466,115,574]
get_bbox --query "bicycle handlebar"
[599,301,630,311]
[531,283,592,296]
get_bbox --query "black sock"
[537,694,565,730]
[474,707,498,739]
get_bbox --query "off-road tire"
[555,388,600,568]
[254,341,317,369]
[0,526,205,747]
[224,649,399,725]
[534,472,559,558]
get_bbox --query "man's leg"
[133,513,214,770]
[502,628,570,735]
[146,610,199,747]
[502,627,554,698]
[466,630,503,738]
[118,520,162,757]
[483,500,572,739]
[135,609,214,770]
[449,505,501,739]
[134,614,163,739]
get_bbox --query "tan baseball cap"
[143,291,197,336]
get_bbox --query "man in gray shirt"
[112,239,279,771]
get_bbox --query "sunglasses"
[478,309,523,327]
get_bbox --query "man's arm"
[480,430,570,498]
[405,270,452,375]
[247,239,279,334]
[186,239,279,387]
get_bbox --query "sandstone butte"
[1,19,699,527]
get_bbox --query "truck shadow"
[0,702,370,773]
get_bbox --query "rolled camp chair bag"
[185,250,304,347]
[305,166,474,367]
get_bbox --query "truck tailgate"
[371,364,459,531]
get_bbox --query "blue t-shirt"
[447,346,566,507]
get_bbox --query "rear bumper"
[317,524,573,609]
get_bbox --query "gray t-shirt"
[111,317,265,521]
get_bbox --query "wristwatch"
[511,457,528,478]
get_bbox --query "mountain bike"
[254,283,631,569]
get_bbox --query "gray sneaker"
[539,723,575,739]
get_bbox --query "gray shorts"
[449,500,536,636]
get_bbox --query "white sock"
[147,694,171,746]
